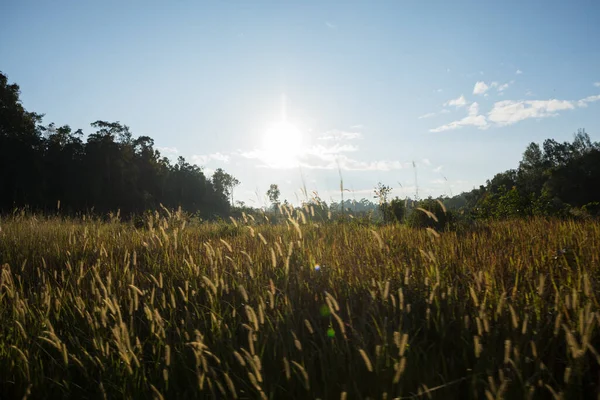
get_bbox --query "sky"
[2,0,600,207]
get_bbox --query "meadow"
[1,208,599,399]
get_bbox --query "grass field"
[1,209,599,399]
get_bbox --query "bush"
[582,201,600,217]
[388,197,406,223]
[407,198,452,231]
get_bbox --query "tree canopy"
[447,129,600,219]
[0,71,235,218]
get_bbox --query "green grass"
[1,209,599,399]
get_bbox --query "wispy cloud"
[157,146,179,155]
[240,128,406,171]
[191,152,230,165]
[433,165,443,173]
[576,94,600,108]
[594,82,600,88]
[418,108,452,119]
[318,129,361,141]
[444,95,468,108]
[430,102,488,132]
[495,82,510,92]
[301,154,407,171]
[473,81,489,95]
[326,21,336,29]
[516,69,523,75]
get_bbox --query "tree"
[266,184,281,209]
[447,128,600,219]
[388,197,406,223]
[212,168,240,207]
[373,182,393,222]
[0,71,232,219]
[0,71,45,210]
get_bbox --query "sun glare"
[262,120,304,167]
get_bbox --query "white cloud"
[473,81,489,95]
[191,152,230,165]
[516,69,523,75]
[350,124,364,129]
[476,81,511,95]
[433,165,443,173]
[240,127,406,171]
[577,95,600,108]
[326,21,336,29]
[488,99,575,126]
[468,102,480,115]
[497,83,510,92]
[440,109,450,114]
[157,146,179,155]
[444,95,468,108]
[430,102,488,132]
[593,82,600,87]
[318,130,361,141]
[243,147,405,171]
[431,92,600,132]
[319,157,407,171]
[421,158,431,166]
[418,112,437,119]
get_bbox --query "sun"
[262,120,304,167]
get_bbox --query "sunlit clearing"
[262,120,304,168]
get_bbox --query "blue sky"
[2,0,600,206]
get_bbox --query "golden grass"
[0,210,599,399]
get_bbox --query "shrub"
[407,197,452,231]
[388,197,406,223]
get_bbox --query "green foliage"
[387,197,406,223]
[452,129,600,219]
[373,182,393,222]
[407,197,451,230]
[0,71,235,219]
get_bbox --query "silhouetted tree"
[266,184,280,209]
[0,71,234,219]
[450,129,600,219]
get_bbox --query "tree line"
[450,129,600,219]
[253,127,600,229]
[3,70,599,223]
[0,71,239,218]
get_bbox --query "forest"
[3,71,600,224]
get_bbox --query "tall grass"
[1,209,599,399]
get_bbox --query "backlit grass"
[1,209,599,399]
